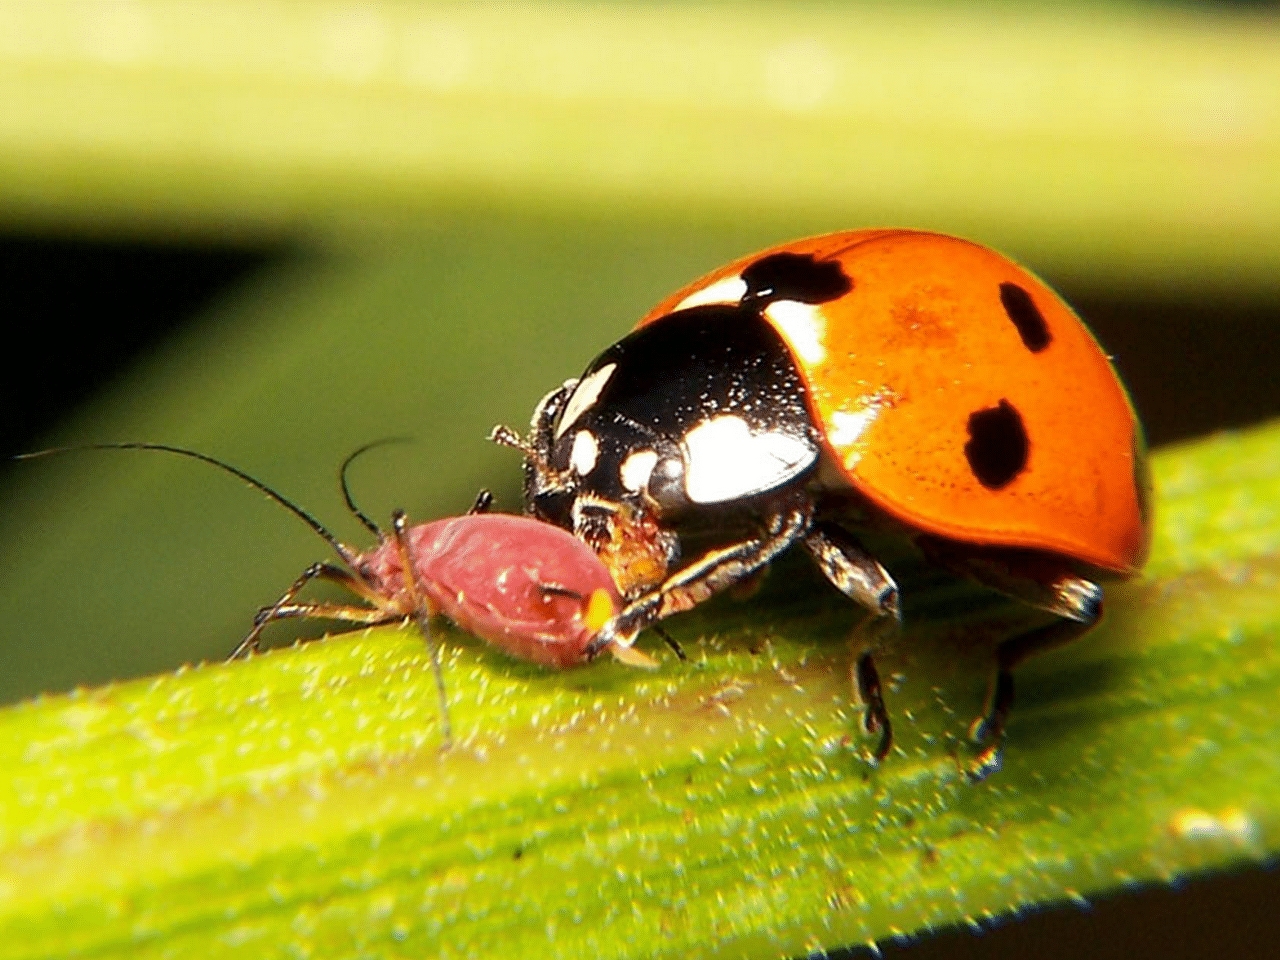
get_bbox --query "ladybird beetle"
[493,229,1152,777]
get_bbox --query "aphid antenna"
[13,442,361,569]
[338,437,413,540]
[19,441,459,745]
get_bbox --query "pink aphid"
[348,513,654,670]
[181,444,661,674]
[15,443,658,743]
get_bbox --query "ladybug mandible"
[493,229,1152,777]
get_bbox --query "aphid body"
[345,512,649,670]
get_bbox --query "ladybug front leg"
[803,524,902,763]
[586,491,815,656]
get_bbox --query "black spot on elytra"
[999,282,1052,353]
[741,252,852,306]
[965,400,1029,489]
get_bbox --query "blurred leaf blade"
[0,1,1277,288]
[1,419,1277,959]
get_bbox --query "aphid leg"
[392,510,453,747]
[467,489,494,515]
[255,603,396,625]
[652,625,687,661]
[941,549,1103,781]
[587,491,815,657]
[230,561,384,660]
[803,523,901,763]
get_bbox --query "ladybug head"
[491,382,680,598]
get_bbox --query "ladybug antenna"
[13,442,358,567]
[488,424,531,455]
[338,437,412,540]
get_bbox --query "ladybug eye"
[645,455,687,513]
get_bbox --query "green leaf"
[2,419,1276,959]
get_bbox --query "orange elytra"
[637,229,1151,576]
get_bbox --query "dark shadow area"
[1070,290,1280,447]
[0,233,282,460]
[835,863,1280,960]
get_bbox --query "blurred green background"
[0,1,1277,957]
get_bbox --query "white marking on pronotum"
[764,300,827,365]
[570,430,599,476]
[555,363,617,440]
[675,275,748,312]
[619,449,659,493]
[682,415,815,504]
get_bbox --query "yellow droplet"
[584,588,615,632]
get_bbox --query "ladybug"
[493,229,1152,777]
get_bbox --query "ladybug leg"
[803,524,901,618]
[946,553,1103,781]
[854,649,891,762]
[969,614,1099,780]
[651,625,688,662]
[586,492,815,656]
[803,524,902,763]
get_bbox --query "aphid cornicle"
[494,229,1152,777]
[16,443,658,742]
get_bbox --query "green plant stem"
[1,420,1277,958]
